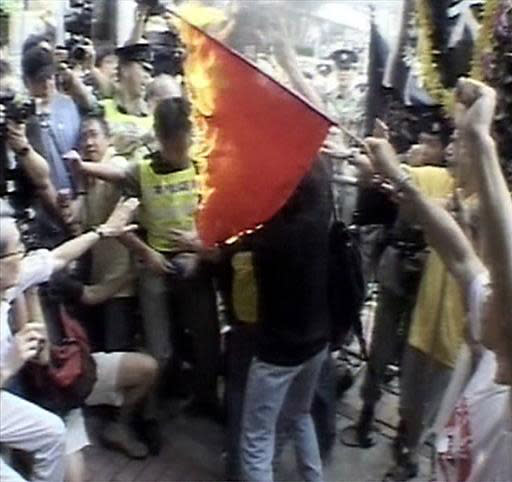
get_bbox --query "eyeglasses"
[0,246,26,260]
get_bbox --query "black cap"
[22,46,55,81]
[115,43,153,67]
[329,49,358,71]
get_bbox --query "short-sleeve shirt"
[406,166,466,368]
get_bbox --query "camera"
[0,92,36,128]
[64,0,93,37]
[64,35,90,63]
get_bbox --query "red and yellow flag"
[176,13,332,247]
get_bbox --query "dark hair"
[154,97,191,137]
[95,45,115,68]
[21,46,55,80]
[22,34,51,55]
[81,114,110,137]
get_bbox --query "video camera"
[0,93,37,218]
[62,34,90,63]
[0,92,36,130]
[64,0,93,37]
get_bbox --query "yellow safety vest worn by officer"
[101,99,153,132]
[138,159,199,253]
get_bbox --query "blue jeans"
[241,346,327,482]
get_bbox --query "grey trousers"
[360,287,415,406]
[138,264,219,412]
[241,347,327,482]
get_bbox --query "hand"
[99,198,139,237]
[6,120,30,154]
[364,137,403,182]
[168,228,203,252]
[454,77,497,135]
[351,151,375,181]
[78,38,96,71]
[57,64,82,94]
[63,149,85,179]
[142,249,172,275]
[373,118,389,140]
[3,323,47,376]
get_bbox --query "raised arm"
[51,198,138,271]
[456,78,512,318]
[64,150,128,184]
[6,120,59,215]
[365,138,485,292]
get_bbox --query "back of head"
[147,74,181,103]
[22,45,55,82]
[154,97,191,138]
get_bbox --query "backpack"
[328,219,366,351]
[22,304,97,415]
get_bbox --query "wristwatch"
[92,225,107,238]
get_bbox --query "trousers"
[241,347,327,482]
[0,391,66,482]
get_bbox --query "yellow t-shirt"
[406,166,466,368]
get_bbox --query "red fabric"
[180,21,333,246]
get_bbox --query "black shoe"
[133,418,162,456]
[384,460,418,481]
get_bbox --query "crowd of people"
[0,2,510,482]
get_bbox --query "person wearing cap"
[101,43,153,130]
[101,43,153,160]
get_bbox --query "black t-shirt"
[252,159,331,366]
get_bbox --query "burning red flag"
[176,14,333,247]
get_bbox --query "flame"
[173,3,226,209]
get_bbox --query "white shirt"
[434,272,512,482]
[0,250,56,372]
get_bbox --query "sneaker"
[101,422,149,459]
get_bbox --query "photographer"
[0,198,137,482]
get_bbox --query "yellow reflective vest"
[139,160,199,253]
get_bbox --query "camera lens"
[72,46,86,61]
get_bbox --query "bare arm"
[456,79,512,318]
[50,198,139,271]
[365,138,485,291]
[6,121,61,216]
[81,273,136,305]
[64,151,128,185]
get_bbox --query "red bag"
[23,305,97,414]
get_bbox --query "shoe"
[134,418,162,456]
[101,422,149,459]
[383,460,418,481]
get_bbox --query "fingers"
[121,224,139,233]
[455,77,495,107]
